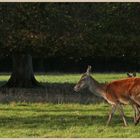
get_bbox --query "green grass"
[35,73,137,83]
[0,103,139,137]
[0,73,140,137]
[0,72,140,86]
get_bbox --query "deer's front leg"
[106,105,117,126]
[135,114,140,125]
[118,104,128,126]
[131,104,137,122]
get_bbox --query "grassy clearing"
[0,103,139,137]
[36,73,139,83]
[0,73,140,137]
[0,72,139,86]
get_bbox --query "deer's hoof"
[135,121,139,126]
[124,124,128,127]
[124,123,128,127]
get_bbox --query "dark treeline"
[0,3,140,87]
[0,56,140,73]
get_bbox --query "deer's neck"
[88,76,106,98]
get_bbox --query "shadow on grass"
[0,108,96,112]
[0,81,103,103]
[0,105,110,113]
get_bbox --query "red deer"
[74,66,140,126]
[127,72,136,78]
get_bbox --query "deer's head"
[74,65,92,92]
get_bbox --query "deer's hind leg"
[131,103,139,122]
[135,113,140,125]
[135,106,140,125]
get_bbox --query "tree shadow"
[0,107,96,112]
[0,82,103,103]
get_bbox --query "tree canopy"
[0,3,140,59]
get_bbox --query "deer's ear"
[86,65,92,75]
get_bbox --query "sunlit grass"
[0,73,140,137]
[0,103,139,137]
[35,73,129,84]
[24,72,140,83]
[0,72,138,86]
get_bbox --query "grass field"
[0,72,139,85]
[0,73,140,137]
[0,103,139,137]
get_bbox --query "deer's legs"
[130,98,140,123]
[136,106,140,115]
[131,104,139,122]
[106,105,117,126]
[135,106,140,125]
[118,104,128,126]
[135,105,140,121]
[134,105,137,122]
[135,112,140,125]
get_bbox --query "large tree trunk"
[3,54,41,88]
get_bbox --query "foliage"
[0,3,140,59]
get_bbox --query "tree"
[1,3,140,87]
[0,3,89,87]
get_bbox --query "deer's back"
[104,78,140,105]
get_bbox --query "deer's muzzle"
[73,85,80,92]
